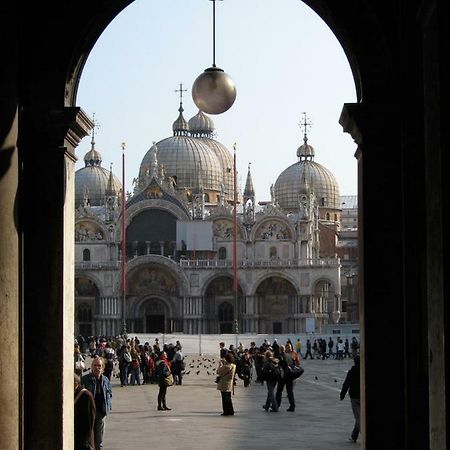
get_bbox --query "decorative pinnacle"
[121,142,126,152]
[299,112,312,143]
[175,82,187,111]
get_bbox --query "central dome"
[138,106,234,199]
[139,136,223,192]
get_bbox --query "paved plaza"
[100,355,360,450]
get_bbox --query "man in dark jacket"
[340,355,361,443]
[275,345,296,411]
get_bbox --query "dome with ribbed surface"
[75,166,122,207]
[199,138,234,200]
[274,159,340,211]
[139,136,223,192]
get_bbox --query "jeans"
[276,378,295,409]
[93,414,105,450]
[351,398,361,440]
[264,381,278,411]
[130,367,141,385]
[158,384,167,408]
[220,391,234,415]
[120,364,130,386]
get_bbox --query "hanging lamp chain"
[210,0,224,67]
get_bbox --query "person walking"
[171,345,185,385]
[216,352,236,416]
[74,373,96,450]
[304,339,313,359]
[261,350,281,412]
[275,345,296,412]
[81,357,112,450]
[340,355,361,443]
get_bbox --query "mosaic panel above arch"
[75,221,105,242]
[127,266,179,296]
[254,219,292,241]
[75,276,100,297]
[213,219,243,240]
[205,276,243,296]
[255,276,297,296]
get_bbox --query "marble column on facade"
[160,241,164,256]
[22,107,92,449]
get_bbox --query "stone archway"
[255,276,298,334]
[142,298,167,333]
[204,276,243,333]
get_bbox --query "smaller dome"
[297,136,315,159]
[84,147,102,167]
[172,106,189,136]
[188,110,215,137]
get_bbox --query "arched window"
[270,246,278,259]
[326,212,330,220]
[218,247,227,260]
[204,193,210,203]
[83,248,90,261]
[216,195,220,204]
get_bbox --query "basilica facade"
[74,103,343,337]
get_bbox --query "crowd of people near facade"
[73,334,360,449]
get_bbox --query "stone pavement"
[101,356,360,450]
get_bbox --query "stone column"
[340,102,425,449]
[22,107,92,449]
[0,109,19,448]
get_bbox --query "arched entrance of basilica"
[204,276,243,334]
[255,276,298,334]
[143,298,166,333]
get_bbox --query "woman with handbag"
[155,352,172,411]
[216,352,236,416]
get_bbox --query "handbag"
[287,364,304,379]
[75,360,85,371]
[164,374,174,386]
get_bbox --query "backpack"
[261,362,282,382]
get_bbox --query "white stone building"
[74,103,344,337]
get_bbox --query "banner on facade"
[306,317,315,333]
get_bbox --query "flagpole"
[121,142,127,337]
[233,143,239,342]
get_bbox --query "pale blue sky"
[76,0,357,200]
